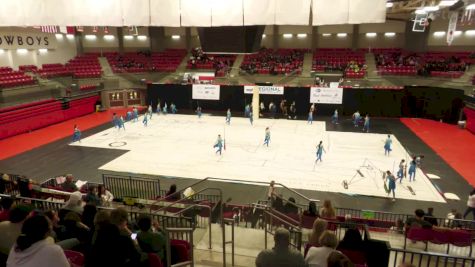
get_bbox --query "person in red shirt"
[0,197,14,222]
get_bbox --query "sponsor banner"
[192,84,220,100]
[310,87,343,104]
[244,85,284,95]
[0,32,57,49]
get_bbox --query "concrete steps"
[301,52,314,77]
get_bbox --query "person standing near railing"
[463,188,475,220]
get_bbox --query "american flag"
[40,26,58,33]
[103,26,109,34]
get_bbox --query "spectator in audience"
[255,227,306,267]
[0,197,14,222]
[165,184,180,201]
[337,228,363,251]
[43,210,64,241]
[424,207,438,226]
[91,210,110,244]
[136,214,166,261]
[82,204,97,231]
[0,205,33,255]
[61,174,78,192]
[306,218,328,257]
[405,209,433,230]
[305,231,338,267]
[304,201,319,217]
[84,186,101,206]
[7,215,69,267]
[0,174,13,194]
[327,251,354,267]
[59,211,90,242]
[284,197,299,214]
[463,188,475,220]
[320,200,336,219]
[98,185,114,206]
[17,177,33,198]
[272,194,285,213]
[59,191,83,222]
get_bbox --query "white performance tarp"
[244,86,284,95]
[121,0,150,26]
[212,0,243,26]
[312,0,349,25]
[275,0,311,25]
[67,0,123,26]
[192,84,220,100]
[243,0,276,25]
[348,0,386,24]
[180,0,212,27]
[150,0,181,27]
[310,87,343,104]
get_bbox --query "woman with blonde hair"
[320,200,336,219]
[305,218,328,257]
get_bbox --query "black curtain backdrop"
[147,84,465,123]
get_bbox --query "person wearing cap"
[58,191,84,222]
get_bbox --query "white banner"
[447,12,458,46]
[192,84,220,100]
[310,87,343,104]
[0,32,57,49]
[244,85,284,95]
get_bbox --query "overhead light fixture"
[17,49,28,54]
[415,9,427,14]
[38,48,48,53]
[465,30,475,35]
[386,2,394,8]
[103,35,115,40]
[85,34,96,40]
[124,35,133,40]
[66,34,74,40]
[433,31,446,36]
[322,33,332,37]
[171,35,180,39]
[466,4,475,10]
[423,6,439,11]
[337,33,347,37]
[366,32,377,37]
[137,35,147,40]
[453,30,462,36]
[438,0,457,6]
[55,33,63,39]
[384,32,396,37]
[297,33,308,38]
[0,49,4,54]
[283,33,293,38]
[262,34,266,38]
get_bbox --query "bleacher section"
[187,49,236,76]
[66,53,102,78]
[312,49,366,78]
[105,49,187,73]
[0,67,37,88]
[240,48,306,75]
[0,95,99,139]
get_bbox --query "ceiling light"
[466,4,475,10]
[137,35,147,40]
[38,48,48,53]
[423,6,439,11]
[384,32,396,37]
[433,31,446,37]
[465,30,475,35]
[283,33,293,38]
[85,35,96,40]
[103,35,115,40]
[17,49,28,54]
[366,32,377,37]
[386,2,394,8]
[337,33,347,37]
[0,49,5,54]
[297,33,307,38]
[438,0,457,6]
[262,34,266,38]
[453,30,462,36]
[171,35,180,39]
[124,35,133,40]
[322,33,332,37]
[55,33,63,39]
[66,34,74,40]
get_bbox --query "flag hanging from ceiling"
[76,26,84,32]
[447,12,458,46]
[66,26,76,34]
[103,26,109,34]
[40,26,58,33]
[92,26,99,33]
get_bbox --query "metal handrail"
[170,203,213,249]
[223,218,235,267]
[263,209,303,251]
[151,178,210,205]
[149,187,222,214]
[165,227,194,267]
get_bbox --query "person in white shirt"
[7,215,69,267]
[305,231,338,267]
[98,184,114,206]
[463,188,475,219]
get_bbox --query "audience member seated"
[312,49,366,78]
[97,185,114,206]
[0,205,33,255]
[61,174,78,192]
[284,197,299,214]
[187,47,236,76]
[84,186,101,206]
[44,210,64,242]
[423,207,438,226]
[136,214,166,261]
[305,231,338,267]
[0,174,14,194]
[241,48,305,75]
[59,212,90,242]
[0,197,13,222]
[6,215,69,267]
[82,204,98,231]
[306,218,328,257]
[327,251,354,267]
[304,201,319,217]
[59,191,84,222]
[86,208,143,267]
[405,209,433,230]
[255,227,306,267]
[165,184,180,201]
[337,228,363,251]
[320,200,336,219]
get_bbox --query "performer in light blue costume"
[386,171,397,201]
[249,111,253,125]
[213,134,223,155]
[196,106,202,118]
[263,127,271,147]
[143,112,149,126]
[408,157,417,181]
[148,105,153,119]
[156,103,161,114]
[331,109,338,124]
[315,141,326,162]
[171,103,177,114]
[307,111,313,124]
[397,159,405,183]
[133,107,138,122]
[72,124,81,143]
[226,109,231,125]
[245,104,250,118]
[112,113,119,128]
[363,114,370,133]
[126,110,133,122]
[384,135,392,156]
[118,116,125,130]
[353,110,361,127]
[163,102,168,114]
